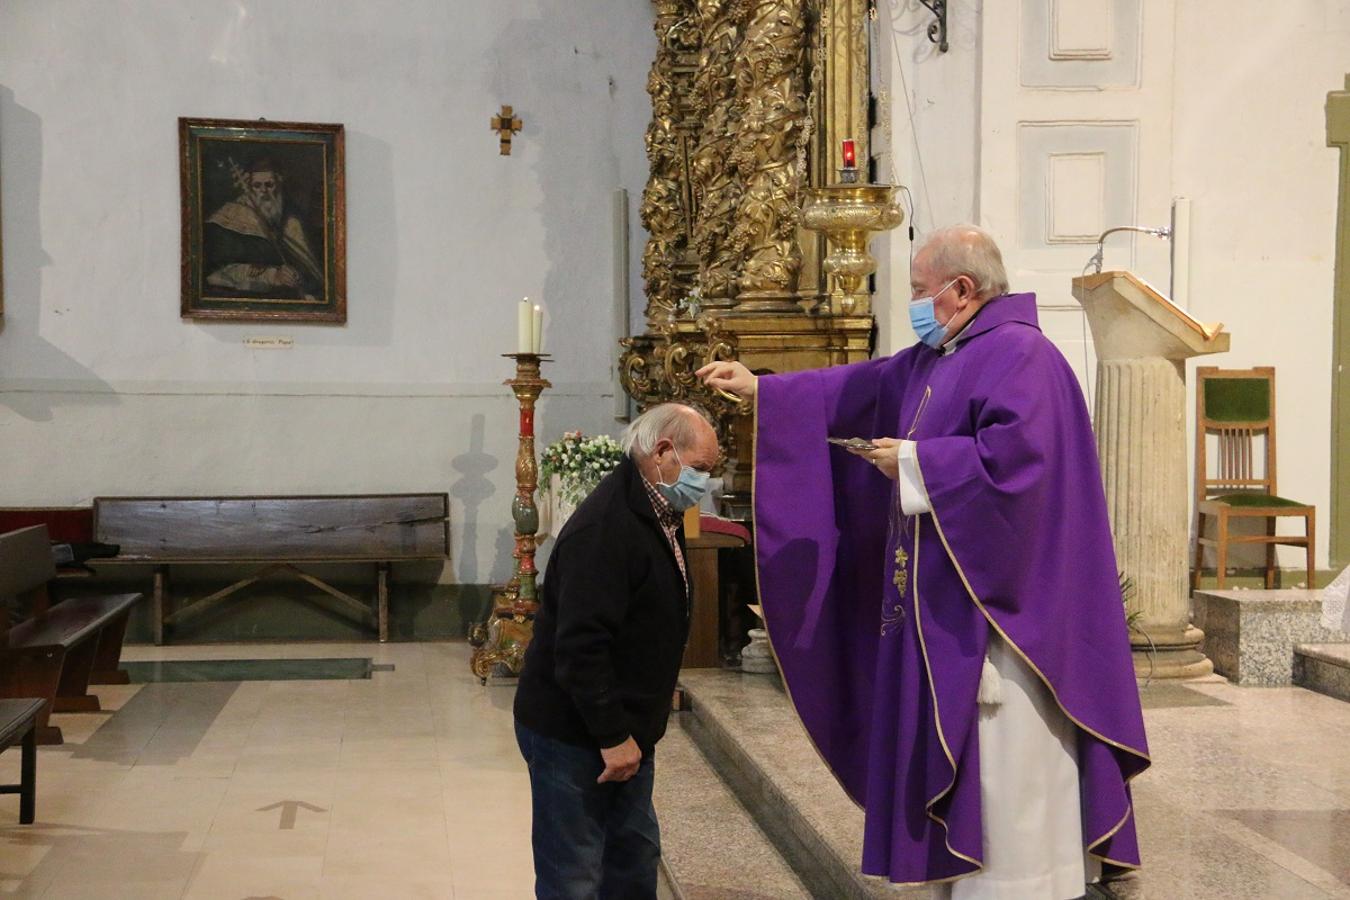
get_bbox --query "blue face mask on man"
[908,277,961,349]
[656,449,710,511]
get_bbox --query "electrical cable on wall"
[877,0,937,239]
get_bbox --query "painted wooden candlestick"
[469,353,552,684]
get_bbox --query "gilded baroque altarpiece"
[621,0,880,514]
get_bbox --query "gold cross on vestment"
[491,105,523,155]
[892,547,909,595]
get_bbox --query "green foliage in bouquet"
[540,431,625,506]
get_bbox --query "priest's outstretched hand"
[850,438,901,481]
[696,360,758,400]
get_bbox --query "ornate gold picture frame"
[179,117,346,323]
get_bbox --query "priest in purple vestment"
[697,225,1149,898]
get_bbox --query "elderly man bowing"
[514,403,719,900]
[698,225,1149,898]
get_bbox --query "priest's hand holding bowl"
[852,438,901,480]
[697,360,758,400]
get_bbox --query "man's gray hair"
[916,224,1010,300]
[621,403,708,457]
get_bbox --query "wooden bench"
[0,525,141,745]
[93,494,451,644]
[0,698,44,823]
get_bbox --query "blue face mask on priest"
[908,272,984,350]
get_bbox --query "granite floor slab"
[677,669,1350,899]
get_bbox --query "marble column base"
[1132,624,1214,679]
[740,628,779,675]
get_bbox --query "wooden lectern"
[1072,271,1230,679]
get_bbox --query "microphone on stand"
[1086,224,1173,276]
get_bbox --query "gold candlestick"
[469,353,552,684]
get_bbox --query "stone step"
[1192,588,1348,685]
[677,669,937,899]
[1293,643,1350,703]
[676,670,1133,900]
[654,710,812,899]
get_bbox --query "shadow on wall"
[494,524,517,589]
[888,0,976,62]
[0,86,118,422]
[449,411,500,584]
[491,1,649,381]
[482,5,652,585]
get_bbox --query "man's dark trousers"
[516,721,660,900]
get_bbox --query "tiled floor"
[1124,675,1350,898]
[4,643,1350,899]
[0,642,531,899]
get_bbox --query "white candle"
[533,305,544,354]
[517,297,532,354]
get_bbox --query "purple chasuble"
[753,293,1150,885]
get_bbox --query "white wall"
[1172,2,1349,570]
[874,0,984,355]
[0,0,654,584]
[878,0,1349,568]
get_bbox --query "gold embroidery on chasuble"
[882,546,910,636]
[882,383,933,636]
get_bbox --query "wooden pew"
[0,698,44,823]
[93,494,451,644]
[0,525,142,744]
[0,507,94,545]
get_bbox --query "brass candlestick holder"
[800,183,905,316]
[469,352,552,684]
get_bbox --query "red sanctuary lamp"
[840,138,859,183]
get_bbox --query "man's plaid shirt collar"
[639,474,688,591]
[641,476,684,531]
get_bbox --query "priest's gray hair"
[917,224,1010,300]
[621,403,709,458]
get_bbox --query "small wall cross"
[491,105,523,156]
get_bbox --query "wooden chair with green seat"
[1192,366,1315,590]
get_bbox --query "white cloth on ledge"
[1321,565,1350,633]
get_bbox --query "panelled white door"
[978,0,1178,396]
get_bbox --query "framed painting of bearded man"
[179,118,346,322]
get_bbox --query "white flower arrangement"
[539,431,625,506]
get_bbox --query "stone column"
[1073,271,1231,679]
[1095,357,1211,678]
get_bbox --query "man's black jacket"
[513,455,690,753]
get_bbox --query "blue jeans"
[515,721,661,900]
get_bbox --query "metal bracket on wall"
[917,0,948,53]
